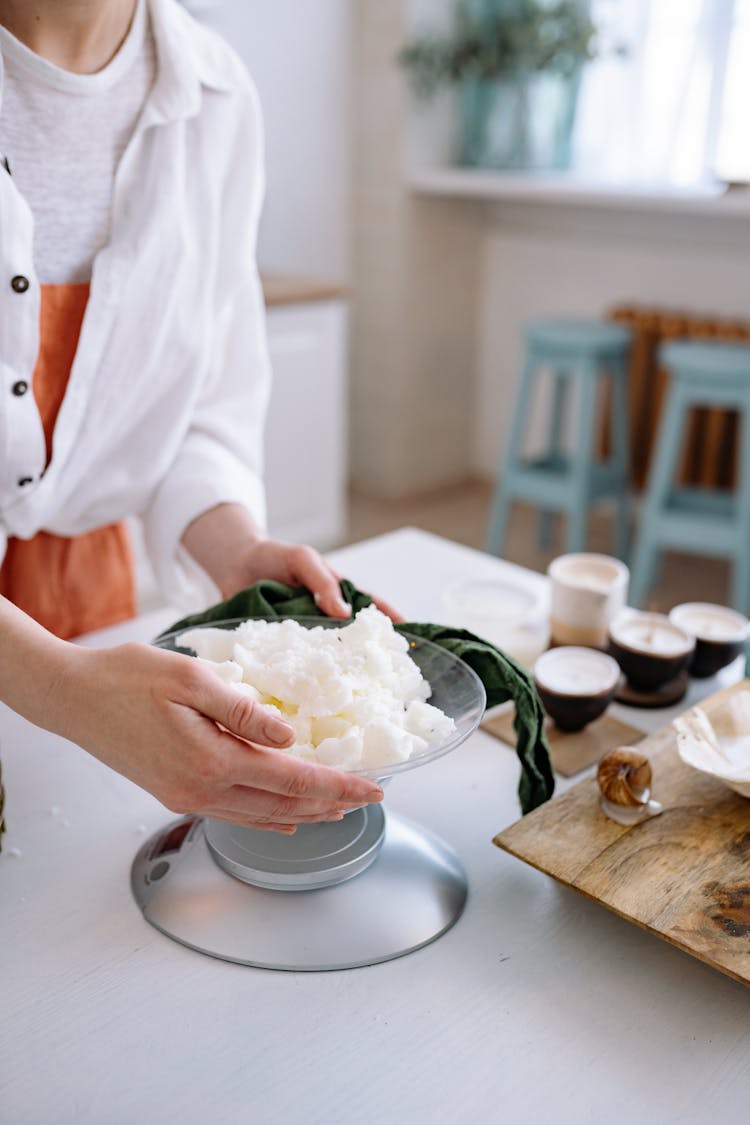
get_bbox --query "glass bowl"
[155,616,487,781]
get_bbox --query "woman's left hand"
[230,537,404,621]
[182,503,404,622]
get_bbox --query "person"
[0,0,389,834]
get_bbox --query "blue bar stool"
[486,319,632,559]
[629,339,750,612]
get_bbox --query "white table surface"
[2,528,748,1125]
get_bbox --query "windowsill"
[408,166,750,218]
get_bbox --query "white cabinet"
[264,295,348,550]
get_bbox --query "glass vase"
[458,67,582,171]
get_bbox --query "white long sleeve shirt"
[0,0,271,608]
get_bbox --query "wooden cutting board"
[494,679,750,986]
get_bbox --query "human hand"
[52,642,384,834]
[182,503,404,621]
[228,537,405,622]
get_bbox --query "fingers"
[194,676,296,749]
[291,546,351,618]
[311,569,404,623]
[201,805,350,832]
[246,538,405,622]
[313,589,350,619]
[219,731,383,804]
[201,807,300,835]
[206,778,372,822]
[367,593,405,624]
[326,562,404,623]
[198,774,375,836]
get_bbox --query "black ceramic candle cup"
[668,603,749,679]
[608,611,695,692]
[533,647,621,732]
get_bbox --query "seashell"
[674,696,750,798]
[597,748,663,825]
[597,748,652,807]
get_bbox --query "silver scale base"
[131,808,468,971]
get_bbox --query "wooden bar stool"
[630,339,750,612]
[486,319,632,559]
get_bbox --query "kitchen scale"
[131,620,486,971]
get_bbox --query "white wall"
[349,0,483,498]
[183,0,352,281]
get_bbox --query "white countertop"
[2,529,748,1125]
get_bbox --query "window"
[716,0,750,181]
[573,0,747,186]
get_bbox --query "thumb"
[196,679,295,749]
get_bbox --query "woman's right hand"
[46,640,384,834]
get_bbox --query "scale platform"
[131,810,468,972]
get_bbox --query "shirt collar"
[143,0,238,127]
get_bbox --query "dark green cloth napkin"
[161,579,554,814]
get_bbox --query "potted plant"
[399,0,597,171]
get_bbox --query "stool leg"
[565,361,597,554]
[610,356,631,561]
[731,404,750,612]
[629,382,687,607]
[486,355,537,556]
[537,370,569,549]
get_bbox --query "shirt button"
[17,476,33,487]
[11,275,29,293]
[11,380,28,396]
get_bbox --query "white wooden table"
[2,529,748,1125]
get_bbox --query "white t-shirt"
[0,0,156,284]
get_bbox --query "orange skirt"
[0,283,136,640]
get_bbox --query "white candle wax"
[555,559,623,593]
[669,602,749,643]
[534,648,619,696]
[612,613,692,656]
